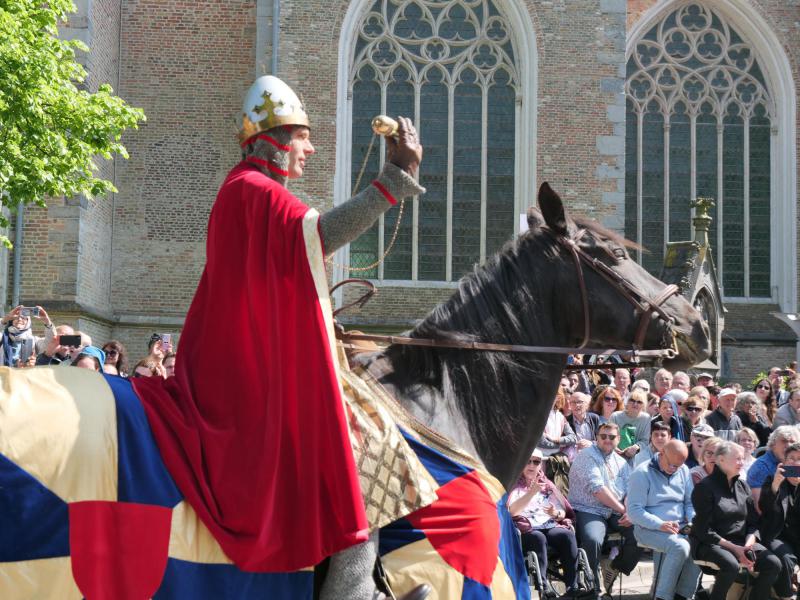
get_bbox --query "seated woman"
[681,391,709,440]
[689,436,723,485]
[590,385,622,424]
[537,387,578,460]
[651,393,686,441]
[509,449,579,599]
[734,428,758,477]
[690,441,781,600]
[633,421,672,468]
[758,442,800,600]
[735,392,772,448]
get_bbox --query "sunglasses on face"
[704,449,716,456]
[598,433,617,441]
[105,349,118,356]
[604,397,617,403]
[628,399,644,405]
[527,459,542,466]
[686,406,703,413]
[757,384,770,391]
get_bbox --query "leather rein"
[332,226,681,368]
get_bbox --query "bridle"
[333,225,681,367]
[542,225,680,354]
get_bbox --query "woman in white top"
[509,449,579,597]
[735,427,758,477]
[537,387,578,458]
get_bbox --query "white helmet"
[239,75,310,144]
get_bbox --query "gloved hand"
[386,116,422,176]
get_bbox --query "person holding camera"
[758,442,800,600]
[1,305,54,367]
[690,441,781,600]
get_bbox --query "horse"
[0,183,710,599]
[359,183,710,491]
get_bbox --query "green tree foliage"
[0,0,145,245]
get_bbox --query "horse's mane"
[385,227,569,459]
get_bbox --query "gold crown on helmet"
[239,75,310,145]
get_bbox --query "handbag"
[512,514,532,534]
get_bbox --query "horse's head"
[527,182,711,370]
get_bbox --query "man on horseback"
[134,75,426,599]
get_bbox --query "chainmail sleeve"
[318,163,425,255]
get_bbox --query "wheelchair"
[524,545,596,600]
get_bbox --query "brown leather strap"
[560,228,591,348]
[330,279,376,318]
[336,331,677,361]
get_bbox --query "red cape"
[134,162,368,571]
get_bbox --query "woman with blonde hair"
[690,436,723,485]
[735,428,758,476]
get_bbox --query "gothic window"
[625,3,775,299]
[349,0,519,281]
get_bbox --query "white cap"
[717,387,736,398]
[239,75,309,144]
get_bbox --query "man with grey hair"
[772,388,800,428]
[705,388,742,441]
[614,368,632,399]
[747,425,800,505]
[567,392,600,455]
[654,368,673,397]
[672,371,691,392]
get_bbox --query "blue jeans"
[575,511,640,591]
[634,527,701,600]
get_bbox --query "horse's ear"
[538,182,568,236]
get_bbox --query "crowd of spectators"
[510,359,800,600]
[0,305,176,380]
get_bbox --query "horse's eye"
[612,247,627,260]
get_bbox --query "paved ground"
[530,556,716,600]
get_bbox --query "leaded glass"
[625,2,775,298]
[349,0,519,281]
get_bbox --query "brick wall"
[6,0,798,363]
[111,0,256,324]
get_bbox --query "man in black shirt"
[690,441,781,600]
[704,388,742,441]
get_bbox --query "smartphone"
[59,334,82,347]
[678,523,692,536]
[160,333,173,352]
[745,550,756,562]
[782,465,800,478]
[20,306,40,318]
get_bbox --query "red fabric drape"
[134,162,368,572]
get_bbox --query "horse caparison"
[356,182,710,489]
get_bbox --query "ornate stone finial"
[692,197,715,248]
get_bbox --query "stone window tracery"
[349,0,519,281]
[625,2,775,299]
